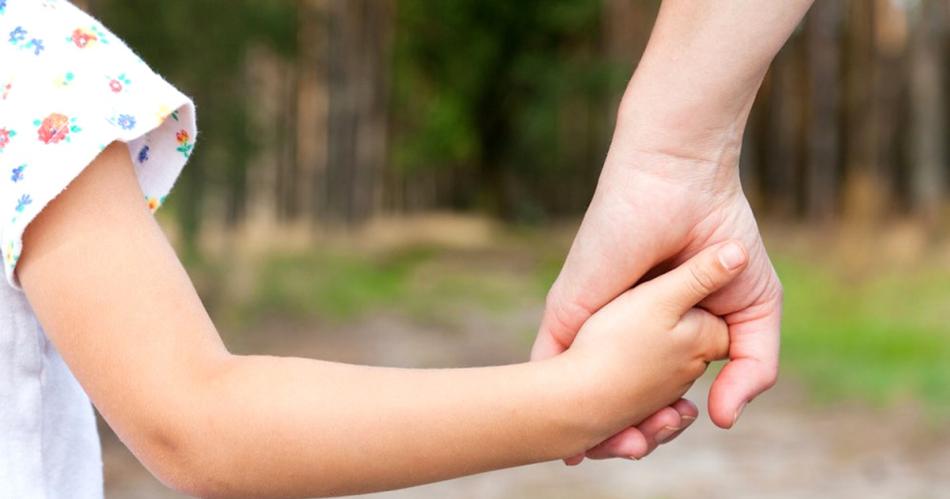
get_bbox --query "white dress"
[0,1,196,497]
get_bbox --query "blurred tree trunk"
[245,44,293,228]
[277,61,301,222]
[872,0,908,209]
[326,0,394,225]
[740,90,766,209]
[601,0,656,106]
[843,0,880,221]
[804,0,842,222]
[297,0,331,224]
[764,35,805,218]
[909,0,947,224]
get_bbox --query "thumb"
[531,287,593,361]
[644,241,748,315]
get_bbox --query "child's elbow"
[125,389,237,497]
[134,423,228,498]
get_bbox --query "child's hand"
[561,240,748,460]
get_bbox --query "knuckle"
[675,309,704,340]
[760,365,779,391]
[687,264,717,296]
[691,361,710,380]
[543,285,593,344]
[686,310,729,359]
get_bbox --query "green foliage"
[392,0,625,217]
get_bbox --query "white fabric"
[0,1,197,497]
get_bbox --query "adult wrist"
[615,100,746,169]
[611,64,759,179]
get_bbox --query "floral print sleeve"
[0,0,196,288]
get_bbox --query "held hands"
[561,241,748,460]
[533,123,783,462]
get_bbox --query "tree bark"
[842,0,880,221]
[804,0,842,222]
[326,0,394,226]
[909,0,947,224]
[765,37,805,218]
[297,0,331,224]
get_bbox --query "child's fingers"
[678,308,731,362]
[642,241,748,316]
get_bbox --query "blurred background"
[76,0,949,497]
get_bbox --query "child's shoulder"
[0,0,196,289]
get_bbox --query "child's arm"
[18,143,744,498]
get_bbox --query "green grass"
[240,246,541,328]
[206,237,950,411]
[776,256,950,411]
[250,247,430,321]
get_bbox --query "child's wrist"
[541,351,630,450]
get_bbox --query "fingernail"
[655,415,696,444]
[626,455,640,461]
[654,425,679,444]
[718,242,746,270]
[733,401,747,426]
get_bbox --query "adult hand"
[534,130,782,462]
[530,0,809,462]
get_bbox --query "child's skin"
[18,142,747,498]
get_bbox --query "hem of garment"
[0,98,196,290]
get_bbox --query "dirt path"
[101,312,950,498]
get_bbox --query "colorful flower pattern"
[10,164,25,182]
[0,127,15,151]
[8,26,43,55]
[34,113,80,144]
[108,73,130,93]
[68,25,107,48]
[14,194,30,212]
[54,71,74,87]
[145,195,165,213]
[137,144,150,163]
[175,129,193,158]
[0,0,197,285]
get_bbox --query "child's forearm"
[19,142,739,497]
[164,354,596,498]
[17,143,610,498]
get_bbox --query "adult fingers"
[584,398,698,460]
[707,297,781,428]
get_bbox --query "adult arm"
[534,0,813,458]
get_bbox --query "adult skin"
[533,0,815,462]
